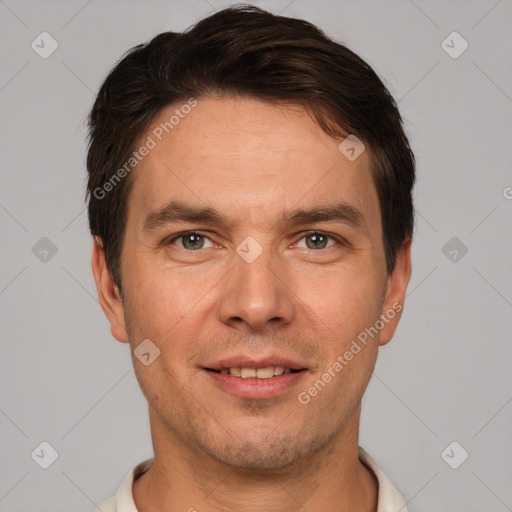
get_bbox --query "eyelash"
[166,230,346,250]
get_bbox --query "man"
[89,5,415,511]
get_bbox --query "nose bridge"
[217,236,296,331]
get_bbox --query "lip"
[204,368,307,399]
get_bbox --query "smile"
[208,366,301,379]
[203,367,307,399]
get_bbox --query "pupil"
[307,234,326,249]
[184,234,203,249]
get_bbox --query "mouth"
[205,366,304,379]
[202,359,308,399]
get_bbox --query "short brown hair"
[86,4,415,292]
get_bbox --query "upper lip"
[204,355,307,371]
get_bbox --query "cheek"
[123,262,213,370]
[300,266,383,342]
[126,254,204,324]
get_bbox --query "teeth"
[256,367,274,379]
[221,366,298,379]
[240,368,256,379]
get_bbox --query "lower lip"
[204,370,307,399]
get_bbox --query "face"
[93,96,411,471]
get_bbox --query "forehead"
[128,96,380,234]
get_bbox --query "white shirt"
[95,446,408,512]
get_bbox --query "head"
[88,5,414,472]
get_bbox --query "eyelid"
[166,230,216,248]
[293,230,347,248]
[166,230,347,249]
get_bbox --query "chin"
[215,442,302,472]
[198,427,327,474]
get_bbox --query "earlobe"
[378,237,412,346]
[91,236,129,343]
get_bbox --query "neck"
[133,405,378,512]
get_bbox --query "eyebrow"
[142,200,366,234]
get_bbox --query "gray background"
[1,0,511,510]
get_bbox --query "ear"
[378,236,412,347]
[91,236,129,343]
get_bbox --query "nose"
[217,242,296,333]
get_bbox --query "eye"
[166,231,344,252]
[295,231,340,250]
[167,231,215,251]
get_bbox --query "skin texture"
[92,96,412,512]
